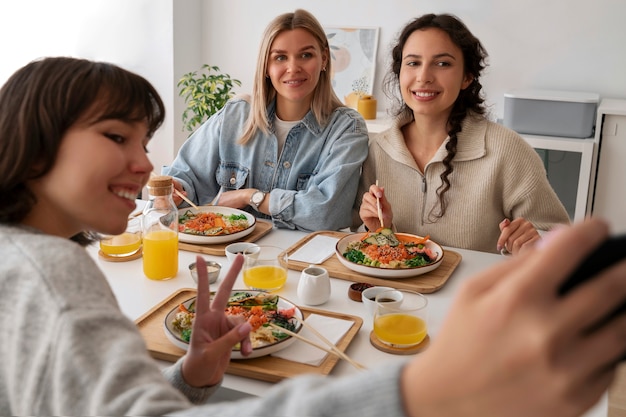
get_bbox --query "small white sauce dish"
[225,242,259,263]
[361,286,402,319]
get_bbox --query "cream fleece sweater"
[353,113,570,253]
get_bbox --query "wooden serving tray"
[283,231,462,293]
[135,288,363,383]
[178,219,273,256]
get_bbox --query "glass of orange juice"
[242,245,288,292]
[373,290,428,348]
[99,216,142,258]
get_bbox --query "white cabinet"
[590,99,626,233]
[519,135,594,222]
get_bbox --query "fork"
[207,186,225,206]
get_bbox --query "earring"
[322,67,327,72]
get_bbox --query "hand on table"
[497,217,541,255]
[181,254,252,387]
[402,218,626,417]
[360,184,394,231]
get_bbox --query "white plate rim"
[163,290,304,359]
[178,206,256,244]
[335,232,445,279]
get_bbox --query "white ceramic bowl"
[225,242,259,263]
[361,286,400,318]
[335,232,444,279]
[163,291,303,359]
[178,206,256,244]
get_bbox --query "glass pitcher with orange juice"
[142,175,178,280]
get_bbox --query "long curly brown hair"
[383,13,488,219]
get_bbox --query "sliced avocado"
[373,234,390,246]
[379,227,394,236]
[386,234,400,247]
[364,235,382,245]
[364,228,403,247]
[378,228,400,246]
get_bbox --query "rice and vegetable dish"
[342,228,437,269]
[179,210,250,236]
[171,292,298,350]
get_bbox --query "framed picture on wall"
[323,26,379,104]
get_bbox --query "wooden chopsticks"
[375,179,384,228]
[173,188,200,210]
[268,320,366,371]
[292,316,366,370]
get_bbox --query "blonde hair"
[238,9,342,144]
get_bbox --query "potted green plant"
[177,64,242,132]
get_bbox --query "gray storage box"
[503,90,599,138]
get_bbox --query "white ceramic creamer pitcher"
[297,265,331,306]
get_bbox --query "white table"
[87,225,607,416]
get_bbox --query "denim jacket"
[163,98,369,231]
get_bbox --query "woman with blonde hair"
[165,9,368,231]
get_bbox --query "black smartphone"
[558,234,626,359]
[559,234,626,296]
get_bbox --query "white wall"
[202,0,626,120]
[0,0,178,174]
[173,0,203,152]
[2,0,625,160]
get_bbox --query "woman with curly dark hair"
[354,13,570,255]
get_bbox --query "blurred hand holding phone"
[559,234,626,359]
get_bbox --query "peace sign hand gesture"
[182,254,253,387]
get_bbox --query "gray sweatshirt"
[0,224,406,416]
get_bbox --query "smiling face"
[267,28,328,120]
[399,28,473,123]
[24,116,153,238]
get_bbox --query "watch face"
[252,191,264,205]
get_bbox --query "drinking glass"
[242,245,288,291]
[99,216,142,258]
[373,290,428,348]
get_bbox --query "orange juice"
[142,229,178,280]
[100,232,141,256]
[243,265,287,291]
[374,314,427,347]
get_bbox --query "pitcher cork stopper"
[147,175,173,196]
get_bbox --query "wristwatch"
[249,190,266,211]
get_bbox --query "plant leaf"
[177,64,241,132]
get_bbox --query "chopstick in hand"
[375,180,384,229]
[173,188,200,210]
[268,322,366,370]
